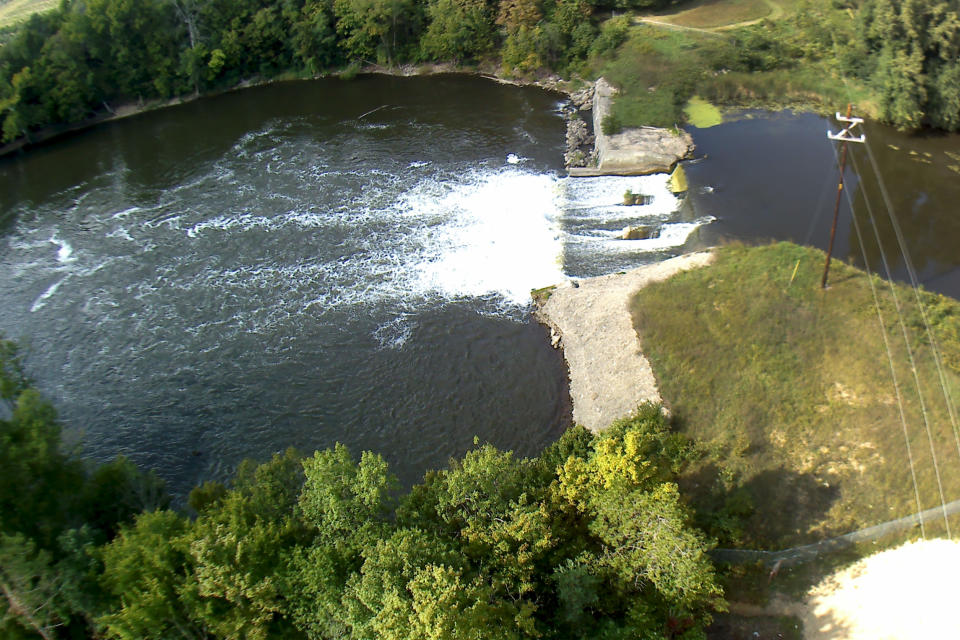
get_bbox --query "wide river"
[2,75,958,497]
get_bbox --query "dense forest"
[0,0,623,144]
[0,337,724,639]
[1,0,960,145]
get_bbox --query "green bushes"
[0,0,606,145]
[0,331,724,640]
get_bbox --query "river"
[2,78,957,497]
[0,75,709,496]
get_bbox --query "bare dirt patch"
[801,538,960,639]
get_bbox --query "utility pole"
[822,104,866,289]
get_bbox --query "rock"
[589,77,695,175]
[622,190,653,205]
[564,117,594,168]
[566,118,589,148]
[667,164,688,193]
[621,225,658,240]
[570,84,595,111]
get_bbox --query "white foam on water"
[403,168,565,306]
[51,236,75,263]
[111,206,141,220]
[186,212,273,238]
[31,276,69,312]
[373,315,417,350]
[557,174,680,216]
[106,227,134,242]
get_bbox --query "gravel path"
[537,251,714,432]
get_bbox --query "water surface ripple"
[0,76,706,496]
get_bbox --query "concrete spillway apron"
[536,251,714,432]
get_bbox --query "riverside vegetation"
[632,242,960,552]
[0,340,724,639]
[1,0,960,148]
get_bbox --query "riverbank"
[534,251,714,432]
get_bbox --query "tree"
[290,0,339,73]
[298,444,395,546]
[0,534,67,640]
[98,510,204,640]
[554,407,722,636]
[0,387,83,544]
[181,448,308,640]
[332,0,423,65]
[0,528,102,640]
[875,44,928,129]
[930,61,960,130]
[420,0,495,63]
[856,0,960,129]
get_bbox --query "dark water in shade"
[684,111,960,299]
[0,75,706,497]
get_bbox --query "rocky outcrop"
[620,225,658,240]
[568,77,694,176]
[564,117,594,167]
[562,82,597,169]
[569,85,594,111]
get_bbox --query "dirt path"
[537,252,714,432]
[636,0,785,34]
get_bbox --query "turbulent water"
[0,75,710,495]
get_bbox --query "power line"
[825,32,959,537]
[828,141,927,538]
[862,141,960,477]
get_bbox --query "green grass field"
[0,0,57,29]
[655,0,775,30]
[632,243,960,549]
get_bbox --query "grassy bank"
[632,243,960,549]
[0,0,56,29]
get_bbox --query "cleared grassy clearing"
[632,243,960,549]
[0,0,57,28]
[657,0,774,30]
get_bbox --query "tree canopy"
[0,335,723,639]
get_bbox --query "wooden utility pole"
[822,104,866,289]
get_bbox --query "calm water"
[0,75,707,496]
[686,111,960,299]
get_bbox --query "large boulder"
[589,77,695,175]
[620,225,659,240]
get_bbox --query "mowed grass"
[632,243,960,548]
[0,0,57,28]
[655,0,774,29]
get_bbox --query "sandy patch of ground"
[801,538,960,639]
[536,251,714,432]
